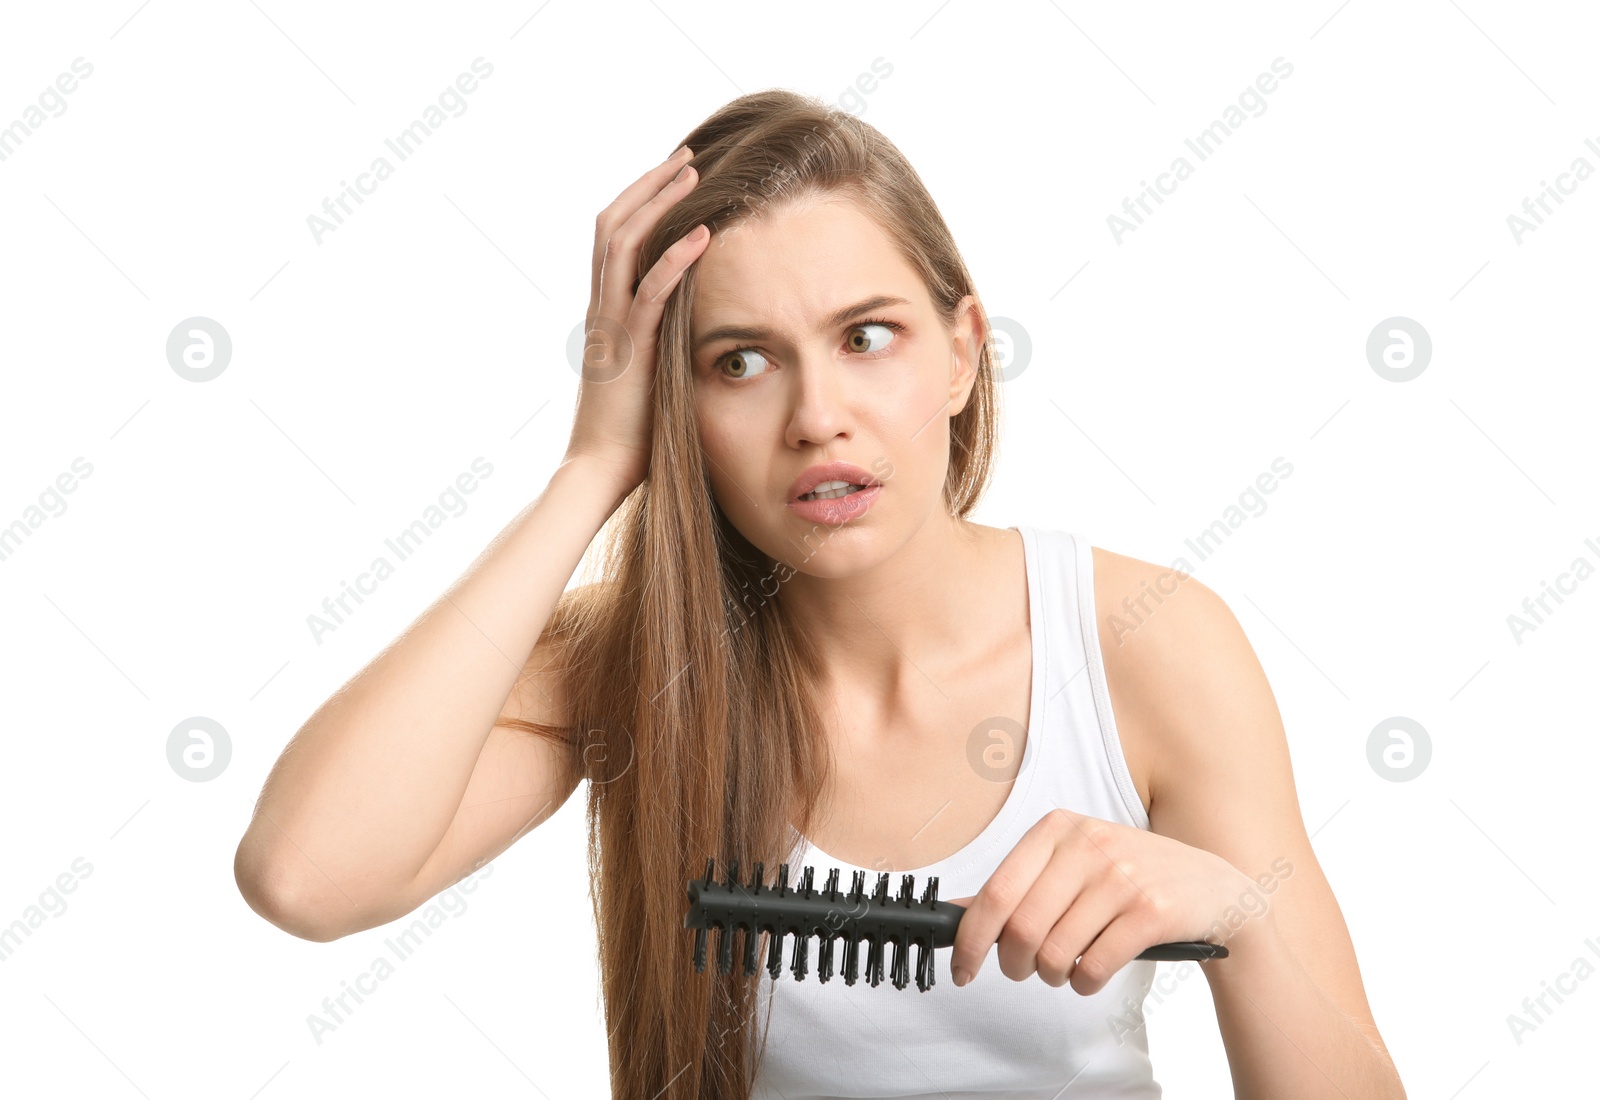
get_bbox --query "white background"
[2,1,1596,1096]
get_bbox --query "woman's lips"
[786,483,882,525]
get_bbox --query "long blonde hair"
[501,88,1002,1098]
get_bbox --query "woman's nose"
[783,352,855,448]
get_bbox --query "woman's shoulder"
[1087,543,1255,811]
[1087,543,1213,621]
[1013,527,1228,654]
[1088,542,1244,680]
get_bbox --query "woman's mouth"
[798,480,867,502]
[788,481,882,525]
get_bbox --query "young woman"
[234,90,1406,1099]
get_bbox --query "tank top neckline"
[789,524,1045,879]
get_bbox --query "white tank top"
[750,525,1162,1099]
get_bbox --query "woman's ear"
[947,293,984,415]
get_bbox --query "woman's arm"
[233,456,632,941]
[236,146,713,942]
[1095,548,1406,1100]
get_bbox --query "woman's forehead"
[691,206,922,326]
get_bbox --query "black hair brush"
[685,857,1228,993]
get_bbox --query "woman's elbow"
[233,834,347,943]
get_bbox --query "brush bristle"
[686,857,950,992]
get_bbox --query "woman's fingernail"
[671,144,692,163]
[953,966,971,987]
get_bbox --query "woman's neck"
[779,515,1017,701]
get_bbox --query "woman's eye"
[713,321,901,381]
[716,348,771,380]
[846,321,897,354]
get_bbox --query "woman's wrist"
[555,450,642,516]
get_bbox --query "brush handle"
[685,859,1228,991]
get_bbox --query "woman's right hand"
[563,144,711,494]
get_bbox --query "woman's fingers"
[629,223,711,334]
[589,145,695,319]
[947,816,1058,986]
[562,145,707,493]
[1031,879,1123,989]
[993,849,1090,985]
[595,160,700,325]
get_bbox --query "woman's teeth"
[800,480,866,501]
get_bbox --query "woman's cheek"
[693,405,726,462]
[696,426,750,514]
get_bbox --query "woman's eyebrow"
[692,294,912,352]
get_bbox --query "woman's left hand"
[944,807,1263,995]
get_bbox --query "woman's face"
[688,192,981,575]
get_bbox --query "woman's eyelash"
[853,318,905,339]
[713,318,904,377]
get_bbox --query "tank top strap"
[1014,524,1151,832]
